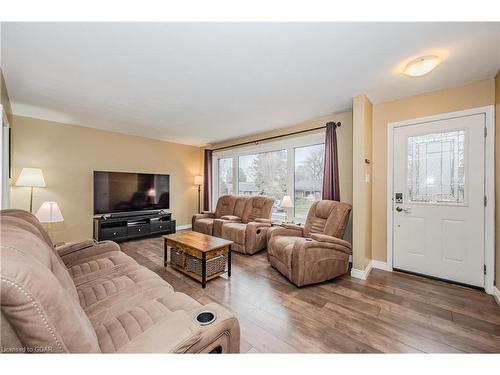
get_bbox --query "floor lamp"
[15,168,46,213]
[194,175,203,214]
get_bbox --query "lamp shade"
[15,168,46,187]
[36,201,64,223]
[194,175,203,186]
[281,195,293,208]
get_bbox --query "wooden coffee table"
[163,231,233,288]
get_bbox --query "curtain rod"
[211,121,341,152]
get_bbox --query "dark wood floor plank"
[367,271,500,325]
[321,281,500,352]
[324,300,463,353]
[282,295,421,353]
[120,236,500,353]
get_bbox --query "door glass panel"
[217,158,233,196]
[407,130,465,203]
[294,143,325,221]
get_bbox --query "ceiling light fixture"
[403,55,442,77]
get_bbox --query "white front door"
[392,113,485,287]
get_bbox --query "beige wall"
[10,115,201,243]
[208,111,353,241]
[352,95,372,269]
[371,79,496,262]
[495,71,500,289]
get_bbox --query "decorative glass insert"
[218,158,233,196]
[407,130,465,203]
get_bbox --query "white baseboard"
[350,259,391,280]
[371,260,391,271]
[493,287,500,307]
[176,224,192,231]
[350,262,373,280]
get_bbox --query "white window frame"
[212,131,325,222]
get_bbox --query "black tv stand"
[93,211,176,242]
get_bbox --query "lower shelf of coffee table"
[169,263,227,283]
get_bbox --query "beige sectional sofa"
[192,195,275,254]
[0,209,240,353]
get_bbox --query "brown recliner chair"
[192,195,275,254]
[266,200,352,287]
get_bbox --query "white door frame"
[387,106,495,294]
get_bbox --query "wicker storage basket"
[186,254,227,277]
[170,248,185,268]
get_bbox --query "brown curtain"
[203,149,213,211]
[322,122,340,201]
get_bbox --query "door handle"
[396,206,410,213]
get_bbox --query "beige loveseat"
[192,195,275,254]
[0,209,240,353]
[267,200,352,287]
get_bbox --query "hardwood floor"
[120,236,500,353]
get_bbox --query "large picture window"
[294,144,325,220]
[239,150,287,219]
[213,133,325,222]
[217,157,233,195]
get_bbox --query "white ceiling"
[2,22,499,146]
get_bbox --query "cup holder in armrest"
[196,311,216,326]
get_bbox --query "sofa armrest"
[254,218,271,224]
[192,212,216,229]
[282,223,304,231]
[55,240,97,257]
[267,226,304,240]
[309,233,352,254]
[193,212,215,221]
[220,215,242,222]
[246,221,272,254]
[116,311,203,353]
[185,303,240,353]
[57,240,121,267]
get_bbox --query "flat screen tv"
[94,171,170,215]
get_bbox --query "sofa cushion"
[242,196,274,223]
[90,287,202,353]
[193,218,215,235]
[233,197,249,219]
[0,227,100,353]
[77,266,171,310]
[67,251,138,286]
[221,222,247,245]
[0,215,67,270]
[214,195,237,218]
[1,209,53,247]
[303,200,352,238]
[0,220,78,301]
